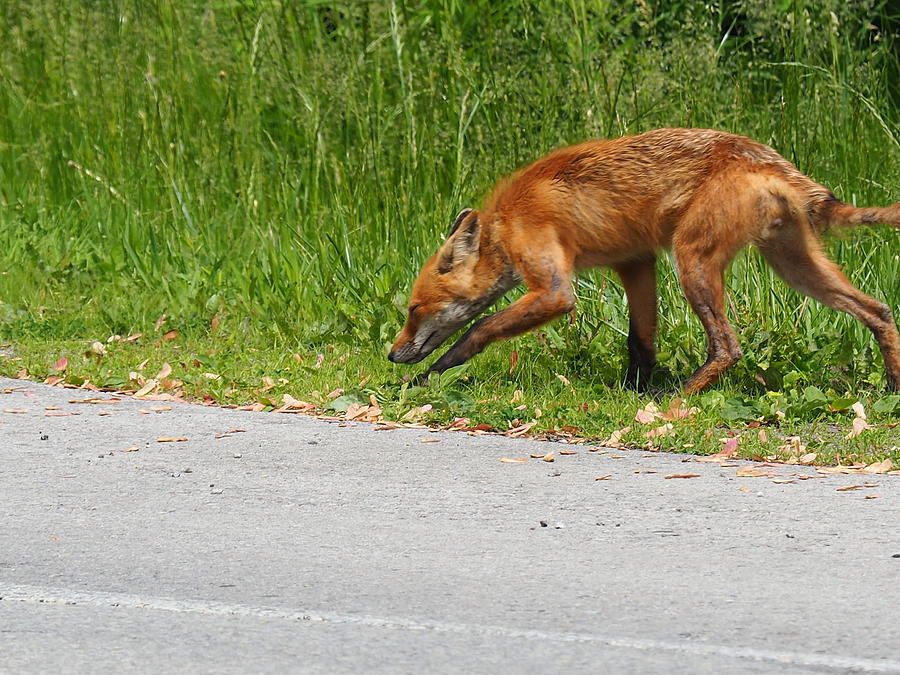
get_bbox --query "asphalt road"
[1,377,899,674]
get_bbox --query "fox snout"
[388,312,465,364]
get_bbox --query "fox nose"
[387,350,399,363]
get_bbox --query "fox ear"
[438,209,480,273]
[448,208,474,237]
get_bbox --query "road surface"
[1,377,898,673]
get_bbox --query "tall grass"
[1,0,899,389]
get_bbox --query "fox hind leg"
[614,256,658,390]
[758,227,900,391]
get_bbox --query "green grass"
[0,0,899,462]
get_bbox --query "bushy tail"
[816,198,900,230]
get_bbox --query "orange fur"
[389,128,900,394]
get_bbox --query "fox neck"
[464,245,521,314]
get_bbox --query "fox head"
[389,208,512,365]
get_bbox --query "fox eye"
[408,303,421,317]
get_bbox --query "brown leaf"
[500,457,529,463]
[836,485,864,492]
[156,436,188,442]
[156,362,172,380]
[154,314,168,331]
[419,438,441,443]
[119,446,140,453]
[43,375,64,386]
[3,409,27,414]
[555,373,571,386]
[846,416,872,439]
[133,379,158,398]
[634,402,659,424]
[736,466,773,478]
[506,421,537,437]
[660,398,698,421]
[644,423,674,438]
[594,474,612,481]
[161,329,179,342]
[508,350,519,374]
[559,450,578,455]
[601,426,631,447]
[862,459,893,474]
[665,473,701,479]
[53,356,69,372]
[542,453,555,463]
[467,423,494,432]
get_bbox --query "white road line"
[2,582,899,673]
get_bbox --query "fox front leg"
[425,284,576,375]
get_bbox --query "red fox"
[388,128,900,394]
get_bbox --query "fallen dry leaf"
[559,450,578,455]
[133,380,158,398]
[156,362,172,380]
[44,412,77,417]
[156,436,188,443]
[736,466,773,478]
[664,473,701,479]
[644,423,674,438]
[862,459,893,474]
[508,350,519,374]
[846,416,872,439]
[161,329,179,342]
[506,421,537,437]
[119,446,140,453]
[53,356,68,372]
[594,474,612,481]
[851,400,867,420]
[542,453,555,463]
[419,438,441,443]
[696,437,740,463]
[3,409,27,414]
[864,495,881,500]
[555,373,571,386]
[151,405,172,412]
[836,485,864,492]
[817,464,867,475]
[634,402,660,424]
[738,486,751,492]
[500,457,529,463]
[660,398,699,421]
